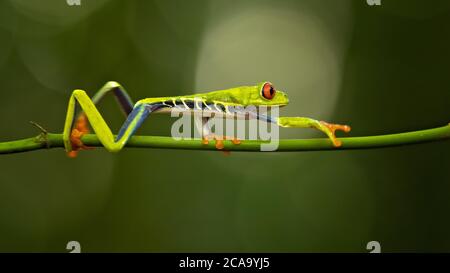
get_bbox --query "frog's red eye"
[262,82,276,100]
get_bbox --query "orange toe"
[201,135,241,151]
[231,138,241,145]
[67,115,92,157]
[321,121,351,134]
[74,114,90,134]
[215,139,224,150]
[67,151,79,158]
[320,121,351,147]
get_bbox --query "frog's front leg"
[277,117,351,147]
[196,117,241,150]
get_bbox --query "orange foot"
[320,121,351,147]
[67,114,94,158]
[202,135,241,151]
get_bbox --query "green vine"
[1,124,449,155]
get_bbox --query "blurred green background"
[0,0,450,252]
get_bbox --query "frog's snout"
[277,91,289,105]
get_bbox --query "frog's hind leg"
[115,103,164,144]
[63,89,165,157]
[90,81,135,115]
[67,82,135,157]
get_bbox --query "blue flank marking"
[244,110,276,124]
[113,88,134,114]
[258,114,277,124]
[114,103,276,144]
[228,107,276,124]
[115,103,163,142]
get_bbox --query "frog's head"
[248,82,289,107]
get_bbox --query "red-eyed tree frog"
[63,81,351,157]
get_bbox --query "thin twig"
[29,121,48,134]
[0,124,449,155]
